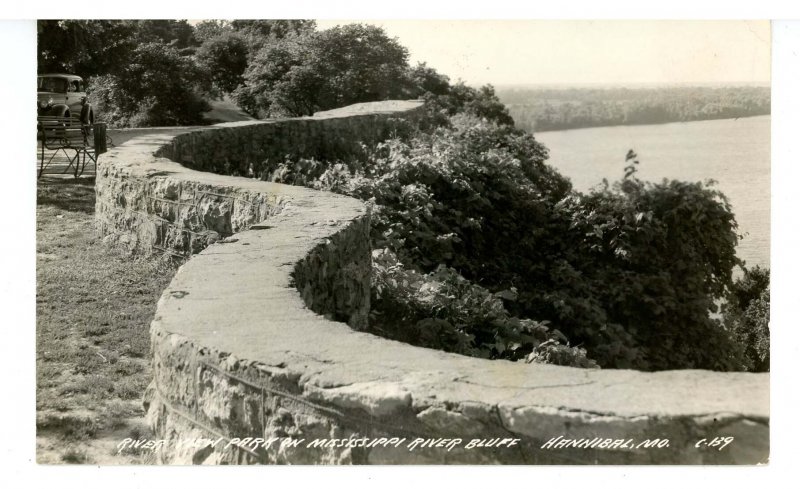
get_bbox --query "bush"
[534,158,745,370]
[348,115,568,275]
[723,267,770,372]
[370,249,597,368]
[264,113,744,371]
[422,83,515,127]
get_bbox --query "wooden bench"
[37,116,108,178]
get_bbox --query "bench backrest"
[37,117,107,154]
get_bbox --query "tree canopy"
[89,42,209,127]
[38,20,140,78]
[233,24,411,117]
[195,31,249,94]
[38,20,517,127]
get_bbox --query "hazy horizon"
[492,81,771,89]
[316,20,771,87]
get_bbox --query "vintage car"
[37,74,94,124]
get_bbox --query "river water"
[536,116,771,269]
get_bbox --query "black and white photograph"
[5,5,799,478]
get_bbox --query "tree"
[231,19,317,39]
[231,33,312,117]
[405,62,451,97]
[231,22,515,125]
[89,43,209,127]
[312,24,410,109]
[37,20,139,77]
[135,20,198,49]
[193,20,233,43]
[233,24,411,117]
[231,19,317,55]
[422,82,516,126]
[38,20,212,127]
[196,32,249,94]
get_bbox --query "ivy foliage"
[722,267,770,372]
[270,112,748,371]
[370,248,598,367]
[545,156,746,370]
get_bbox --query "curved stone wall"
[155,100,425,178]
[95,102,769,465]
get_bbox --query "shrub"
[723,267,770,372]
[265,113,744,371]
[348,115,569,275]
[535,157,745,370]
[421,83,516,127]
[370,249,597,367]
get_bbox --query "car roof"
[38,74,83,80]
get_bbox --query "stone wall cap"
[106,102,769,432]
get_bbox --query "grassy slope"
[36,177,177,464]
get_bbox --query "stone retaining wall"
[156,100,424,178]
[95,101,769,465]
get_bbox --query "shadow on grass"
[37,177,96,214]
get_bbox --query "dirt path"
[202,95,255,124]
[38,97,252,180]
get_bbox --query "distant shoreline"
[497,85,770,134]
[494,81,771,90]
[528,113,771,134]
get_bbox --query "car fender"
[54,104,70,118]
[41,103,70,118]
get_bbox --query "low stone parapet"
[95,101,769,465]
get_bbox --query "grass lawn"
[36,177,178,464]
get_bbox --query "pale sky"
[315,20,771,87]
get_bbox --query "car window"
[38,77,68,93]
